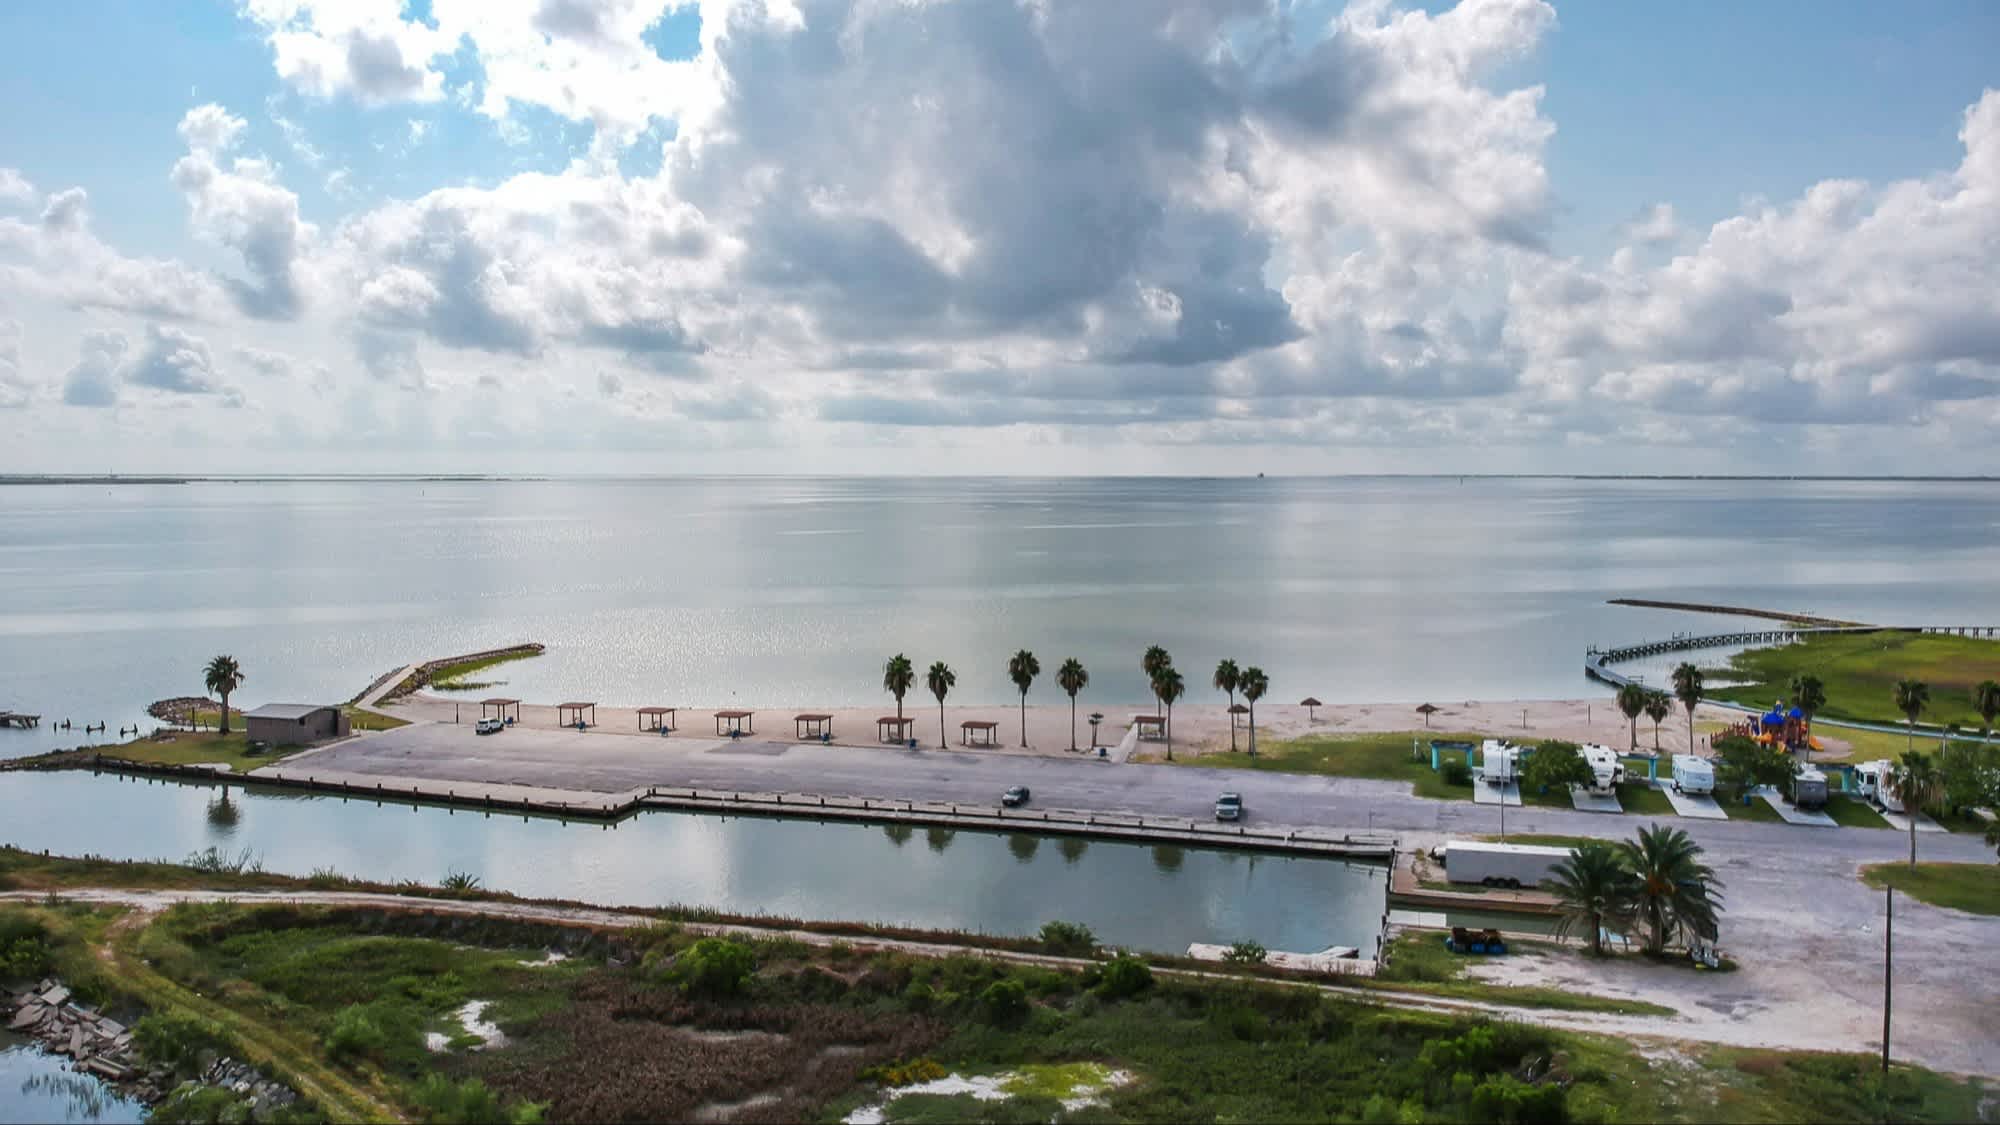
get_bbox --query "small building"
[243,703,349,747]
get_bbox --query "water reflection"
[1007,834,1040,863]
[882,824,913,847]
[924,827,956,853]
[1152,844,1185,873]
[1,1035,147,1124]
[1057,837,1088,864]
[206,785,240,830]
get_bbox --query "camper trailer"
[1855,759,1904,812]
[1479,740,1520,787]
[1442,840,1571,888]
[1581,743,1625,794]
[1671,753,1715,796]
[1791,765,1829,811]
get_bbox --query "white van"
[1671,753,1714,796]
[1581,743,1625,794]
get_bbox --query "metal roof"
[244,703,335,721]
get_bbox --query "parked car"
[476,717,502,735]
[1214,792,1243,821]
[1001,785,1031,807]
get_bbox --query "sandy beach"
[376,690,1763,761]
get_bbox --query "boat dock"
[0,711,41,728]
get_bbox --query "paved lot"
[1662,785,1728,819]
[1568,787,1624,814]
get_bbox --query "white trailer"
[1479,740,1520,787]
[1442,840,1572,888]
[1581,743,1625,794]
[1855,759,1904,812]
[1791,765,1829,811]
[1671,753,1715,796]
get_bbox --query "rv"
[1581,743,1626,794]
[1791,765,1829,811]
[1671,753,1715,796]
[1854,759,1904,812]
[1479,740,1520,787]
[1443,840,1571,888]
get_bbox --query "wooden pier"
[0,711,41,728]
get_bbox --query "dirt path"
[11,885,1973,1078]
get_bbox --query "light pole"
[1883,883,1893,1073]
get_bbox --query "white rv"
[1855,759,1904,812]
[1671,753,1715,796]
[1791,765,1829,811]
[1479,740,1520,787]
[1581,743,1626,794]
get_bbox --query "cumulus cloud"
[126,324,236,399]
[0,168,35,207]
[62,331,126,408]
[171,104,316,320]
[242,0,451,105]
[0,319,29,408]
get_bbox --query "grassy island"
[1710,632,2000,730]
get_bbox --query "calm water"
[0,1033,146,1125]
[4,476,1995,758]
[0,772,1388,955]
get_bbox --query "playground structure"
[1716,702,1823,754]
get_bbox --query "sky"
[1,0,1997,476]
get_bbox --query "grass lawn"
[1721,793,1787,823]
[1616,783,1676,816]
[343,705,408,731]
[427,649,541,692]
[102,730,308,773]
[1861,862,2000,916]
[1824,797,1892,829]
[1478,833,1598,850]
[1710,631,2000,730]
[1167,731,1479,800]
[1929,807,1991,835]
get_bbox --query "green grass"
[1710,631,2000,730]
[1862,863,2000,916]
[1617,782,1676,815]
[343,705,408,731]
[1930,807,1991,834]
[1478,833,1597,849]
[1721,793,1787,823]
[1824,797,1892,829]
[98,730,308,773]
[1361,934,1674,1017]
[428,650,540,692]
[1166,731,1482,800]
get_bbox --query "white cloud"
[171,104,317,319]
[62,331,126,408]
[0,168,35,207]
[0,319,30,408]
[243,0,453,105]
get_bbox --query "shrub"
[902,981,937,1013]
[0,914,52,981]
[1223,940,1267,965]
[863,1057,948,1087]
[1095,955,1153,999]
[324,1004,389,1060]
[1441,759,1474,787]
[667,938,756,997]
[1038,919,1098,956]
[1522,741,1593,793]
[979,978,1029,1023]
[1468,1074,1569,1124]
[133,1013,225,1075]
[183,847,262,875]
[412,1074,546,1125]
[149,1085,245,1124]
[440,871,484,893]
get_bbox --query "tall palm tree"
[204,655,244,734]
[1972,680,2000,742]
[1213,659,1242,752]
[1671,662,1703,752]
[1643,690,1671,753]
[1620,824,1722,956]
[927,661,956,750]
[1545,842,1635,957]
[1007,649,1040,748]
[1057,658,1088,751]
[1788,674,1827,742]
[1239,666,1268,757]
[1893,679,1930,753]
[1154,667,1185,760]
[883,654,914,721]
[1141,646,1172,716]
[1616,681,1647,753]
[1889,751,1944,868]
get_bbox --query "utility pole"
[1882,883,1893,1073]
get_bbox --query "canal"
[0,771,1389,956]
[0,1031,147,1124]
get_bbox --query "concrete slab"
[1472,780,1521,806]
[1880,809,1948,834]
[1753,786,1838,828]
[1661,784,1728,820]
[1568,787,1624,814]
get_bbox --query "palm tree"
[1616,681,1647,753]
[1893,679,1930,753]
[883,654,914,721]
[1788,674,1827,741]
[1239,666,1268,757]
[927,661,956,749]
[1213,659,1241,751]
[1643,690,1671,753]
[1007,649,1040,748]
[1155,667,1186,760]
[1545,842,1635,957]
[204,655,244,734]
[1057,658,1088,751]
[1141,646,1172,716]
[1670,662,1703,752]
[1972,680,2000,741]
[1620,824,1722,956]
[1889,751,1944,868]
